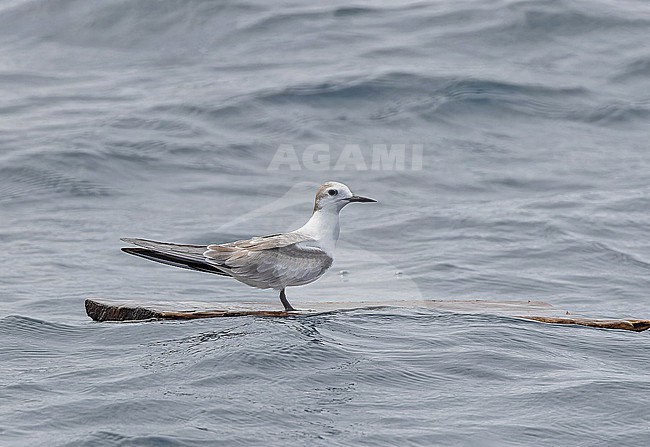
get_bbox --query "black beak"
[347,195,377,203]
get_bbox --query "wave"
[0,315,89,338]
[1,0,647,135]
[614,56,650,81]
[0,165,114,203]
[0,0,261,51]
[182,71,646,127]
[2,0,647,48]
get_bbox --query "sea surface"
[2,0,650,445]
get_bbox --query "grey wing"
[121,238,208,256]
[204,239,333,289]
[120,238,231,276]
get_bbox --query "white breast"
[293,208,341,257]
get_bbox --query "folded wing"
[120,238,230,276]
[121,234,334,290]
[204,234,333,289]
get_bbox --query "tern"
[121,181,376,311]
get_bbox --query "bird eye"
[328,189,337,196]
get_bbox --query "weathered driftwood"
[84,298,650,332]
[85,298,554,322]
[85,299,292,321]
[516,316,650,332]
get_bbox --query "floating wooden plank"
[85,298,556,321]
[84,298,650,332]
[517,316,650,332]
[85,299,292,321]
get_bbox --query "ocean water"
[2,0,650,445]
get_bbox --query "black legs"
[279,289,295,311]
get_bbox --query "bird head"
[313,181,376,213]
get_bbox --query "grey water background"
[2,0,650,445]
